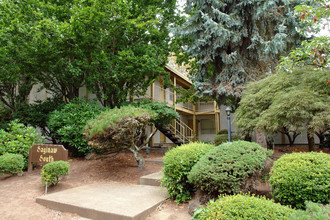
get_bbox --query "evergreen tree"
[176,0,301,106]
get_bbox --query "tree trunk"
[307,128,316,152]
[130,146,145,169]
[255,130,267,148]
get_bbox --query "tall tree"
[0,0,179,107]
[175,0,301,106]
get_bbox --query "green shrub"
[269,152,330,209]
[41,161,70,186]
[188,141,272,195]
[0,120,43,167]
[216,129,228,135]
[48,99,104,157]
[193,194,296,220]
[161,142,214,203]
[289,201,330,220]
[214,134,241,146]
[14,96,65,141]
[0,153,25,175]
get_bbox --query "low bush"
[289,201,330,220]
[214,134,241,146]
[48,99,104,157]
[161,142,214,203]
[269,152,330,209]
[41,161,70,186]
[193,194,295,220]
[216,129,228,135]
[0,120,43,167]
[0,153,25,175]
[188,141,272,195]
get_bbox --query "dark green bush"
[48,99,104,157]
[161,142,214,203]
[269,152,330,209]
[0,153,25,175]
[41,161,70,186]
[193,194,295,220]
[0,120,43,167]
[188,141,272,195]
[289,201,330,220]
[14,96,65,142]
[216,129,228,135]
[214,134,241,146]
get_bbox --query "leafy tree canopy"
[0,0,179,108]
[278,0,330,70]
[174,0,301,104]
[235,67,329,150]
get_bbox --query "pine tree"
[176,0,301,106]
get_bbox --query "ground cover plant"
[270,152,330,209]
[189,141,272,196]
[48,99,104,157]
[0,120,43,167]
[41,161,70,186]
[0,153,24,176]
[161,142,214,203]
[192,194,296,220]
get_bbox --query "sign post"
[28,144,68,172]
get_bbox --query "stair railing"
[167,118,194,144]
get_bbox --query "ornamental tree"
[84,102,178,168]
[235,67,329,151]
[175,0,301,106]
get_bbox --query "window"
[200,119,215,134]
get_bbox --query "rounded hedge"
[0,153,25,175]
[41,161,70,186]
[194,194,295,220]
[214,134,241,146]
[216,129,228,135]
[188,141,272,195]
[161,142,214,203]
[269,152,330,209]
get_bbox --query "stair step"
[140,171,163,186]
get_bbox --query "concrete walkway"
[37,181,167,220]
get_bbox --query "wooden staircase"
[155,119,193,146]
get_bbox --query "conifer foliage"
[177,0,300,103]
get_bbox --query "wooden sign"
[28,144,68,172]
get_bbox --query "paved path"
[37,181,167,220]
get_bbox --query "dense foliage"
[278,0,330,70]
[41,161,70,186]
[161,142,214,203]
[14,96,65,142]
[128,100,179,126]
[269,152,330,209]
[213,134,241,146]
[0,153,24,176]
[188,141,272,195]
[193,194,296,220]
[0,0,179,108]
[289,201,330,220]
[0,120,43,167]
[235,67,329,150]
[48,99,104,157]
[85,106,155,168]
[175,0,300,105]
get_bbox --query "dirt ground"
[0,150,190,220]
[0,146,328,220]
